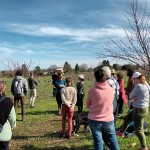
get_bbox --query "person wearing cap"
[76,74,85,113]
[111,68,117,79]
[116,72,149,150]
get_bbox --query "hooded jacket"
[86,81,114,122]
[11,75,28,97]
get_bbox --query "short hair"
[101,66,111,78]
[94,68,107,82]
[30,72,33,76]
[15,70,22,76]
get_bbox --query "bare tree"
[1,58,34,76]
[97,0,150,77]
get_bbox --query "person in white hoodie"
[60,77,77,140]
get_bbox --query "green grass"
[3,73,150,150]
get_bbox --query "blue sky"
[0,0,148,70]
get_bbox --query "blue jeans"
[88,119,119,150]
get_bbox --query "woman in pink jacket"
[86,68,119,150]
[117,72,128,115]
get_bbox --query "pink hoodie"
[86,81,114,122]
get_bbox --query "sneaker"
[65,135,71,140]
[116,130,124,137]
[60,133,65,138]
[138,147,148,150]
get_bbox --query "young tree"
[75,63,79,73]
[97,0,150,77]
[63,62,72,73]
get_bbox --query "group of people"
[87,67,149,150]
[51,70,85,139]
[52,66,149,150]
[0,67,149,150]
[0,70,38,150]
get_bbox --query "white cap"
[55,67,64,74]
[131,72,141,80]
[78,74,84,79]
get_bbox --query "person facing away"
[60,77,77,140]
[28,72,38,108]
[116,72,149,150]
[102,66,119,123]
[11,70,28,121]
[116,72,128,115]
[76,74,84,113]
[55,73,66,115]
[0,81,16,150]
[125,68,135,109]
[51,71,58,98]
[86,68,119,150]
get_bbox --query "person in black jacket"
[0,81,16,150]
[28,72,38,108]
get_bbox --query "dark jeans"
[14,96,26,120]
[76,94,84,113]
[117,94,123,114]
[0,141,9,150]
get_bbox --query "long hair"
[0,81,6,95]
[138,75,147,84]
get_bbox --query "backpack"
[14,79,24,95]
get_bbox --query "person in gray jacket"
[11,70,28,121]
[28,72,38,108]
[0,81,16,150]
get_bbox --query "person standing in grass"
[51,71,58,98]
[86,68,119,150]
[11,70,28,121]
[76,74,84,113]
[116,73,149,150]
[0,81,16,150]
[28,72,38,108]
[61,77,77,139]
[55,73,66,115]
[116,71,128,115]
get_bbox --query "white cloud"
[0,23,126,42]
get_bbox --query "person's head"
[101,66,111,78]
[65,77,72,86]
[15,70,22,76]
[58,73,63,80]
[127,68,134,77]
[0,81,6,95]
[30,72,33,76]
[94,68,107,83]
[111,69,116,76]
[78,74,84,81]
[117,72,123,80]
[131,72,147,85]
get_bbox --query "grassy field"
[3,72,150,150]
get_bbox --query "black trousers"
[0,141,9,150]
